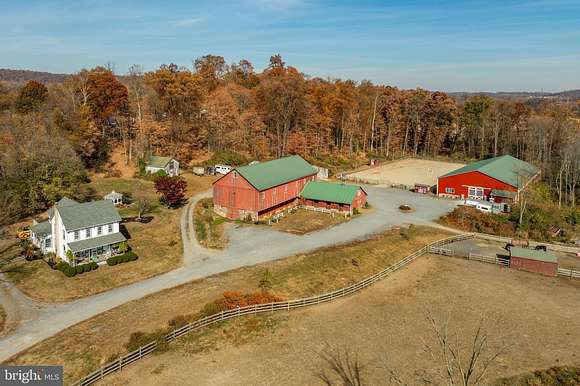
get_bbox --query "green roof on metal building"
[234,155,317,191]
[441,155,539,188]
[68,232,126,253]
[147,155,173,168]
[58,199,122,231]
[300,181,364,205]
[510,247,558,263]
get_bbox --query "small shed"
[104,191,123,206]
[315,166,329,180]
[145,155,179,177]
[509,247,558,277]
[414,184,430,194]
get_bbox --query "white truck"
[215,165,232,175]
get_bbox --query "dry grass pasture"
[105,255,580,386]
[7,226,451,384]
[348,158,465,187]
[0,173,216,302]
[269,209,350,235]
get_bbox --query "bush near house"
[55,261,99,278]
[106,251,139,266]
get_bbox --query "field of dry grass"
[7,226,451,384]
[105,255,580,386]
[0,173,216,302]
[0,305,6,335]
[269,209,350,235]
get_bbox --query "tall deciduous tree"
[15,80,48,114]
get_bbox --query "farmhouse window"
[74,230,79,240]
[45,238,51,248]
[108,224,113,233]
[445,187,455,194]
[86,228,91,238]
[97,226,102,235]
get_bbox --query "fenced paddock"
[72,233,473,386]
[344,158,465,187]
[72,231,578,386]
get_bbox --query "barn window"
[468,187,484,198]
[445,187,455,194]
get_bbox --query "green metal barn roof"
[234,155,317,191]
[510,247,558,263]
[440,155,539,188]
[300,181,364,205]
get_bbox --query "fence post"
[220,310,224,320]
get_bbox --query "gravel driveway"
[0,186,458,362]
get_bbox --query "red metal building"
[213,155,318,221]
[509,247,558,277]
[437,155,539,203]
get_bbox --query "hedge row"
[107,251,138,266]
[55,261,98,278]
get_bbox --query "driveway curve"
[0,186,458,362]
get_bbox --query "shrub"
[155,169,167,178]
[364,201,370,209]
[82,264,92,273]
[107,256,118,266]
[353,208,360,215]
[118,241,129,254]
[75,265,84,274]
[90,261,98,270]
[125,251,138,261]
[56,261,70,272]
[64,266,76,277]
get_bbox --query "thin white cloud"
[174,17,203,27]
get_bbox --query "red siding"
[352,189,367,209]
[213,171,317,220]
[510,256,558,277]
[437,171,517,200]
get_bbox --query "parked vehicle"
[464,199,492,213]
[17,226,30,240]
[192,166,205,176]
[215,165,232,175]
[535,245,547,251]
[205,166,216,175]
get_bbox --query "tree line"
[0,54,579,224]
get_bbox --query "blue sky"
[1,0,579,91]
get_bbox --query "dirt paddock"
[347,158,465,187]
[105,255,580,386]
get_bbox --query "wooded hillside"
[0,55,579,225]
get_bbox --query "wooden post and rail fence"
[72,231,579,386]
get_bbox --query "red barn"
[509,247,558,277]
[213,155,317,221]
[437,155,539,203]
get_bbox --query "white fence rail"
[558,267,580,279]
[72,233,473,386]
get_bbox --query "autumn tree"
[85,66,129,122]
[15,80,48,114]
[194,54,227,92]
[154,175,187,207]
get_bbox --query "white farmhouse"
[145,155,179,177]
[30,197,126,266]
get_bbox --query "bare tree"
[136,198,153,221]
[421,311,507,386]
[317,344,365,386]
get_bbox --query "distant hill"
[0,68,70,84]
[448,90,580,102]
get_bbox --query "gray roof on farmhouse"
[147,155,173,168]
[31,221,51,235]
[56,198,122,231]
[68,232,126,253]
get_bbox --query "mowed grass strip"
[7,225,451,384]
[1,174,216,302]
